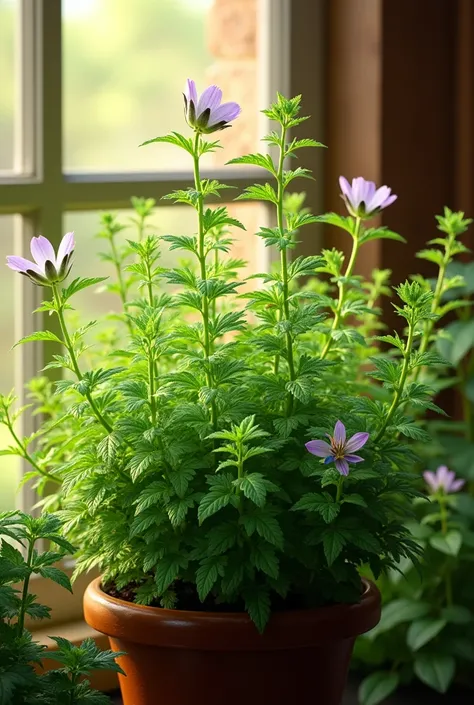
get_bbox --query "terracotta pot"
[84,577,380,705]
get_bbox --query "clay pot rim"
[93,576,373,620]
[84,576,381,650]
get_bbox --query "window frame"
[0,0,326,629]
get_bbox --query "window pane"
[0,0,17,171]
[62,0,259,172]
[64,201,266,335]
[0,216,20,511]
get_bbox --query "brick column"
[206,0,266,282]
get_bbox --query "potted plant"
[3,84,454,705]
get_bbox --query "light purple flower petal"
[366,185,392,212]
[423,470,438,492]
[444,469,456,490]
[339,176,351,199]
[56,232,75,265]
[333,420,346,445]
[363,180,377,205]
[345,432,369,453]
[450,478,465,493]
[351,177,365,208]
[184,79,197,105]
[335,458,350,476]
[306,440,332,458]
[436,465,449,488]
[197,85,222,115]
[345,454,364,464]
[30,236,55,271]
[6,255,43,275]
[382,193,397,208]
[207,101,241,127]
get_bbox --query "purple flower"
[183,79,241,134]
[6,233,75,286]
[305,420,369,476]
[339,176,397,219]
[423,465,465,495]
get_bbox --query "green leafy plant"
[0,511,123,704]
[2,89,468,637]
[354,212,474,704]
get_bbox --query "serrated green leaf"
[14,330,63,347]
[243,584,271,634]
[323,531,346,565]
[342,493,367,508]
[198,487,234,523]
[155,555,188,594]
[196,556,227,601]
[37,566,72,592]
[61,277,107,301]
[238,473,267,507]
[250,541,279,579]
[226,152,276,175]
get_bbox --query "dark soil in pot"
[104,577,344,612]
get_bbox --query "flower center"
[331,441,346,459]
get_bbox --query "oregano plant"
[2,83,469,637]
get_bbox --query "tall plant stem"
[52,284,113,434]
[193,132,217,430]
[320,217,361,360]
[17,538,34,636]
[336,476,344,502]
[275,124,297,414]
[439,496,453,606]
[108,233,133,335]
[375,320,415,443]
[145,257,158,425]
[413,231,454,381]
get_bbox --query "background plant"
[354,212,474,705]
[0,511,123,705]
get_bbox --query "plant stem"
[336,476,344,502]
[52,284,113,434]
[275,124,296,414]
[237,442,244,514]
[148,349,157,425]
[375,320,415,443]
[108,232,133,334]
[193,131,217,431]
[144,255,158,425]
[439,495,448,535]
[211,240,219,321]
[17,538,35,636]
[413,232,454,381]
[439,496,453,606]
[320,217,361,360]
[5,416,59,484]
[138,214,146,242]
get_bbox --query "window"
[0,0,17,172]
[0,0,323,626]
